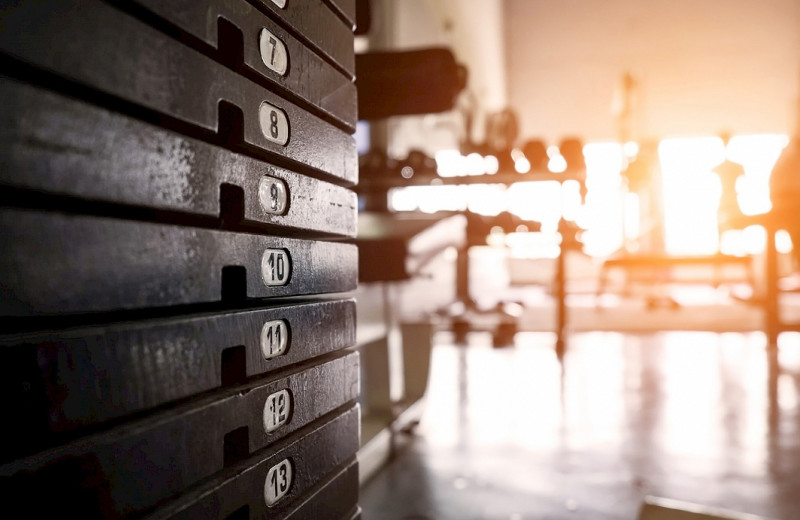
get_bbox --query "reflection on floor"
[360,331,800,520]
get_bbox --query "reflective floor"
[361,331,800,519]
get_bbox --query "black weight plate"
[125,0,356,129]
[0,209,358,316]
[143,405,360,519]
[0,354,359,517]
[246,0,355,78]
[324,0,357,30]
[284,461,359,520]
[0,0,356,182]
[0,299,355,447]
[0,79,357,234]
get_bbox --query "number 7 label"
[258,28,288,76]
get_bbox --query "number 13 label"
[261,249,291,286]
[259,28,288,76]
[265,459,293,505]
[259,102,289,146]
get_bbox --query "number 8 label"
[259,102,289,146]
[261,248,291,286]
[259,28,288,76]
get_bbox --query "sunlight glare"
[547,144,567,173]
[391,135,786,259]
[484,155,499,175]
[435,149,462,177]
[658,134,788,255]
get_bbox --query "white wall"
[369,0,508,156]
[505,0,800,143]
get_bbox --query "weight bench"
[596,253,756,307]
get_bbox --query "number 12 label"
[263,389,291,433]
[265,459,293,505]
[261,249,291,286]
[259,28,288,76]
[259,102,289,146]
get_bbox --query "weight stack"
[0,1,360,518]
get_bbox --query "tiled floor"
[361,330,800,519]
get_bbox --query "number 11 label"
[260,319,288,359]
[261,249,291,286]
[265,459,293,505]
[258,28,288,76]
[258,102,289,146]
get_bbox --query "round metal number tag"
[258,175,288,215]
[259,29,288,76]
[259,102,289,146]
[261,249,291,286]
[265,459,293,505]
[263,389,292,433]
[260,319,289,359]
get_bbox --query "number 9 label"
[261,249,291,286]
[259,28,288,76]
[258,175,288,215]
[265,459,293,505]
[259,102,289,146]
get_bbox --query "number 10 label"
[259,102,289,146]
[261,249,291,286]
[264,459,293,505]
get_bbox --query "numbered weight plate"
[0,299,355,453]
[0,354,359,517]
[125,0,356,126]
[246,0,355,77]
[0,81,357,235]
[0,0,356,181]
[0,209,357,316]
[142,407,360,520]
